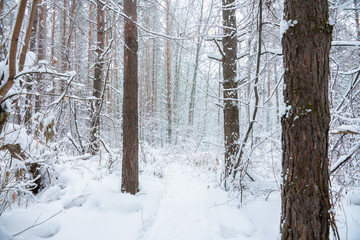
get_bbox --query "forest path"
[140,162,251,240]
[141,163,216,240]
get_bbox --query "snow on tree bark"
[222,0,239,184]
[88,0,105,155]
[0,0,27,131]
[281,0,332,239]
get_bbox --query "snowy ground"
[0,151,359,240]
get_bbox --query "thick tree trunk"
[122,0,139,194]
[88,0,105,155]
[281,0,332,239]
[222,0,239,182]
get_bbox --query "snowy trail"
[141,163,218,240]
[0,159,284,240]
[1,156,359,240]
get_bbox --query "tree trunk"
[88,2,94,92]
[51,3,56,66]
[61,0,67,72]
[145,10,151,116]
[35,0,47,113]
[281,0,332,239]
[0,0,27,133]
[188,0,205,126]
[24,1,39,126]
[165,0,172,143]
[0,0,4,61]
[18,0,39,72]
[222,0,239,183]
[233,0,262,178]
[66,0,76,70]
[88,0,105,155]
[0,0,27,104]
[122,0,139,195]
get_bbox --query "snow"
[38,60,48,65]
[332,41,360,46]
[42,114,55,130]
[0,60,9,91]
[140,163,270,240]
[330,124,360,134]
[280,19,298,37]
[336,190,360,239]
[0,124,35,153]
[0,152,359,240]
[24,51,36,67]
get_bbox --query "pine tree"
[280,0,333,239]
[122,0,139,194]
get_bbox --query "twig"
[12,210,63,237]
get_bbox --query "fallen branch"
[12,210,63,238]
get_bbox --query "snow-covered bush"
[0,122,58,215]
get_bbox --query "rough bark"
[122,0,139,194]
[222,0,239,181]
[88,0,105,155]
[281,0,332,239]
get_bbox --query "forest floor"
[0,150,359,240]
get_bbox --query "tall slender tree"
[165,0,172,143]
[122,0,139,194]
[188,0,205,126]
[222,0,239,184]
[0,0,27,132]
[280,0,332,239]
[0,0,5,61]
[35,0,47,113]
[88,0,105,155]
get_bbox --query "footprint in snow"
[63,195,88,209]
[37,221,60,238]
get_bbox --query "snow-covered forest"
[0,0,359,239]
